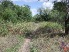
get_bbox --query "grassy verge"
[5,35,24,52]
[30,35,69,52]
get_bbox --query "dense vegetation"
[0,0,32,23]
[0,0,67,36]
[0,0,66,24]
[0,0,69,52]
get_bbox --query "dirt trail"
[18,23,39,52]
[18,38,31,52]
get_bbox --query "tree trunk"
[65,13,69,35]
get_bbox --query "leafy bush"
[49,10,65,24]
[0,0,32,23]
[35,8,50,21]
[40,22,63,30]
[0,23,8,36]
[2,8,18,23]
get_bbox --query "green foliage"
[19,5,32,21]
[35,8,65,26]
[1,0,14,9]
[0,0,32,23]
[0,5,4,20]
[35,8,50,21]
[0,21,63,36]
[53,2,67,12]
[53,2,67,25]
[46,23,60,29]
[39,22,63,33]
[53,1,69,34]
[0,0,66,25]
[2,8,17,23]
[49,10,65,24]
[0,23,8,36]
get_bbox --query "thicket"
[0,0,68,36]
[0,0,66,23]
[34,8,66,26]
[0,0,32,23]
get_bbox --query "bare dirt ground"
[18,38,31,52]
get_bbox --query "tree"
[38,0,69,34]
[53,2,67,12]
[1,0,14,9]
[13,5,32,21]
[13,5,22,20]
[49,10,66,25]
[36,8,50,21]
[2,8,17,23]
[53,1,69,34]
[19,5,32,21]
[0,0,32,22]
[0,5,3,19]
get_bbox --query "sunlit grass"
[0,21,65,52]
[30,35,69,52]
[5,35,24,52]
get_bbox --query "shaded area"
[24,26,65,39]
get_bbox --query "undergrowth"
[30,35,69,52]
[5,35,24,52]
[0,22,64,37]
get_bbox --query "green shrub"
[2,8,18,23]
[0,23,8,36]
[40,22,63,29]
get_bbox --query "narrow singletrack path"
[18,23,39,52]
[18,38,31,52]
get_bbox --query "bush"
[49,10,65,24]
[0,23,8,36]
[2,8,18,23]
[39,22,64,33]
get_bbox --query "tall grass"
[0,21,66,52]
[0,21,64,36]
[5,35,24,52]
[30,35,69,52]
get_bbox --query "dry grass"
[0,22,64,36]
[0,22,65,52]
[0,35,24,52]
[30,35,69,52]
